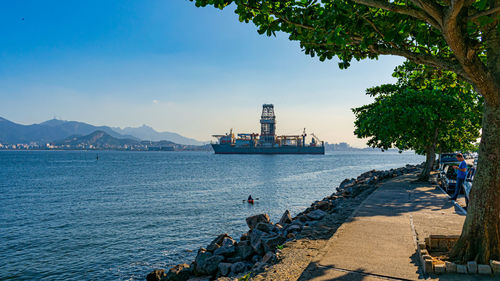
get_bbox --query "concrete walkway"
[298,173,498,281]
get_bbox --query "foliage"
[238,272,251,281]
[353,62,483,156]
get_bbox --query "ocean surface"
[0,150,424,280]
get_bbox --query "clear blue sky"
[0,0,404,146]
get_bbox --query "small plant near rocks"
[238,272,251,281]
[276,245,284,250]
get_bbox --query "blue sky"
[0,0,404,146]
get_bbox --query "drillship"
[211,104,325,154]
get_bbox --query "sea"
[0,150,424,280]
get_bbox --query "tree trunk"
[450,101,500,264]
[419,127,438,181]
[419,146,436,181]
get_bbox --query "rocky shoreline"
[147,163,424,281]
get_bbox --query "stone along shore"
[147,163,424,281]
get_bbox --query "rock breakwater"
[146,164,423,281]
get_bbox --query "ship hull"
[211,144,324,154]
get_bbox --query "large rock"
[285,223,302,234]
[193,250,212,274]
[249,229,266,255]
[262,251,276,264]
[314,200,334,211]
[278,210,292,225]
[230,262,248,275]
[200,255,224,275]
[206,233,229,252]
[218,262,232,276]
[234,244,254,260]
[246,214,270,230]
[255,222,276,233]
[306,209,327,220]
[213,244,236,256]
[261,234,286,253]
[146,269,166,281]
[165,264,192,281]
[213,237,236,256]
[194,250,225,276]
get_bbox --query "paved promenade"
[298,173,498,281]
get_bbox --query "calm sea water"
[0,150,424,280]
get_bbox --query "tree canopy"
[353,62,483,179]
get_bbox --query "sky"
[0,0,405,147]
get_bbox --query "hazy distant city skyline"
[0,1,405,147]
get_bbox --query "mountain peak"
[40,118,67,127]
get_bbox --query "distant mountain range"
[51,130,210,151]
[112,124,205,146]
[53,130,139,147]
[0,117,206,145]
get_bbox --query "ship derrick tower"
[259,104,276,146]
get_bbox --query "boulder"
[262,251,276,264]
[246,214,270,230]
[193,250,212,274]
[314,200,333,211]
[213,244,236,256]
[146,269,166,281]
[297,215,308,222]
[218,262,232,276]
[234,244,254,260]
[261,234,286,253]
[249,229,266,255]
[230,262,247,275]
[206,233,229,252]
[213,237,236,256]
[194,250,225,276]
[227,256,243,263]
[255,222,275,233]
[306,209,327,220]
[251,255,262,263]
[286,224,302,233]
[165,264,192,281]
[278,210,292,225]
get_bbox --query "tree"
[191,0,500,263]
[352,62,483,181]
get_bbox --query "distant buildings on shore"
[324,142,397,152]
[0,142,210,151]
[0,140,393,152]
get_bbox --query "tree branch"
[357,13,398,49]
[350,0,442,29]
[469,6,500,21]
[409,0,444,26]
[368,45,472,83]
